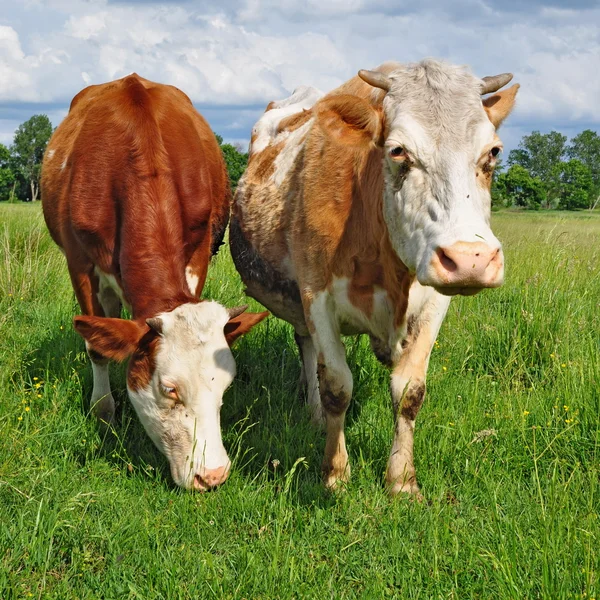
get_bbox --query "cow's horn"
[146,317,164,335]
[358,69,392,92]
[480,73,513,95]
[228,305,248,319]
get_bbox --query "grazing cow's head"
[317,59,519,295]
[74,302,268,490]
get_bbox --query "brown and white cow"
[42,74,268,491]
[231,60,518,495]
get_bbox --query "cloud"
[0,0,597,151]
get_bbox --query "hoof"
[322,462,350,491]
[386,476,423,501]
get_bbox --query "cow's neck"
[118,182,197,320]
[333,146,413,327]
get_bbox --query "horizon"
[1,0,598,154]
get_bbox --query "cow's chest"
[95,268,131,312]
[329,277,406,346]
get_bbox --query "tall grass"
[1,204,598,598]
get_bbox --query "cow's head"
[316,59,519,295]
[74,301,268,490]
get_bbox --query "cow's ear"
[483,84,520,129]
[73,316,148,362]
[315,94,383,147]
[224,311,269,346]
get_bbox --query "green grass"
[1,203,599,599]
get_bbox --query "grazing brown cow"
[42,74,267,491]
[231,60,518,495]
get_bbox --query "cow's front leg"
[387,287,450,496]
[306,293,353,489]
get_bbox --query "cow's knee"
[392,378,426,421]
[317,360,352,417]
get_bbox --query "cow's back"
[42,74,229,277]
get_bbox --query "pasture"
[1,203,599,599]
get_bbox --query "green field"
[1,203,599,599]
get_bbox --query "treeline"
[1,115,53,202]
[0,115,249,202]
[2,114,597,211]
[492,130,600,210]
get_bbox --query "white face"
[380,65,505,295]
[128,302,235,490]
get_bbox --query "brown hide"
[42,74,230,321]
[291,92,411,325]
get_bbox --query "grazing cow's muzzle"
[427,241,504,296]
[193,463,231,491]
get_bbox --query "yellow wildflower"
[25,406,30,412]
[523,410,530,416]
[18,416,22,421]
[442,366,447,371]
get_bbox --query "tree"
[490,158,507,208]
[215,133,248,191]
[508,130,567,205]
[495,165,545,210]
[11,114,53,201]
[0,143,15,201]
[567,130,600,209]
[553,159,593,210]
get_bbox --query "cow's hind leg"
[294,333,324,426]
[387,288,450,496]
[305,294,353,489]
[68,258,118,424]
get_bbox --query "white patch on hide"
[185,266,199,296]
[250,85,322,155]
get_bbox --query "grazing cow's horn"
[146,317,164,335]
[228,305,248,319]
[480,73,513,95]
[358,69,392,92]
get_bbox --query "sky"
[0,0,598,154]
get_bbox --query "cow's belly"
[229,216,308,334]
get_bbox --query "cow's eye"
[390,146,405,158]
[160,382,178,399]
[490,146,501,159]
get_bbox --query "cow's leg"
[294,333,324,425]
[387,288,450,496]
[306,294,353,489]
[67,258,116,424]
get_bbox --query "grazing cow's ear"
[224,311,269,346]
[483,84,520,129]
[315,94,383,147]
[73,316,148,362]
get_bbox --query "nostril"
[193,473,209,492]
[437,248,457,272]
